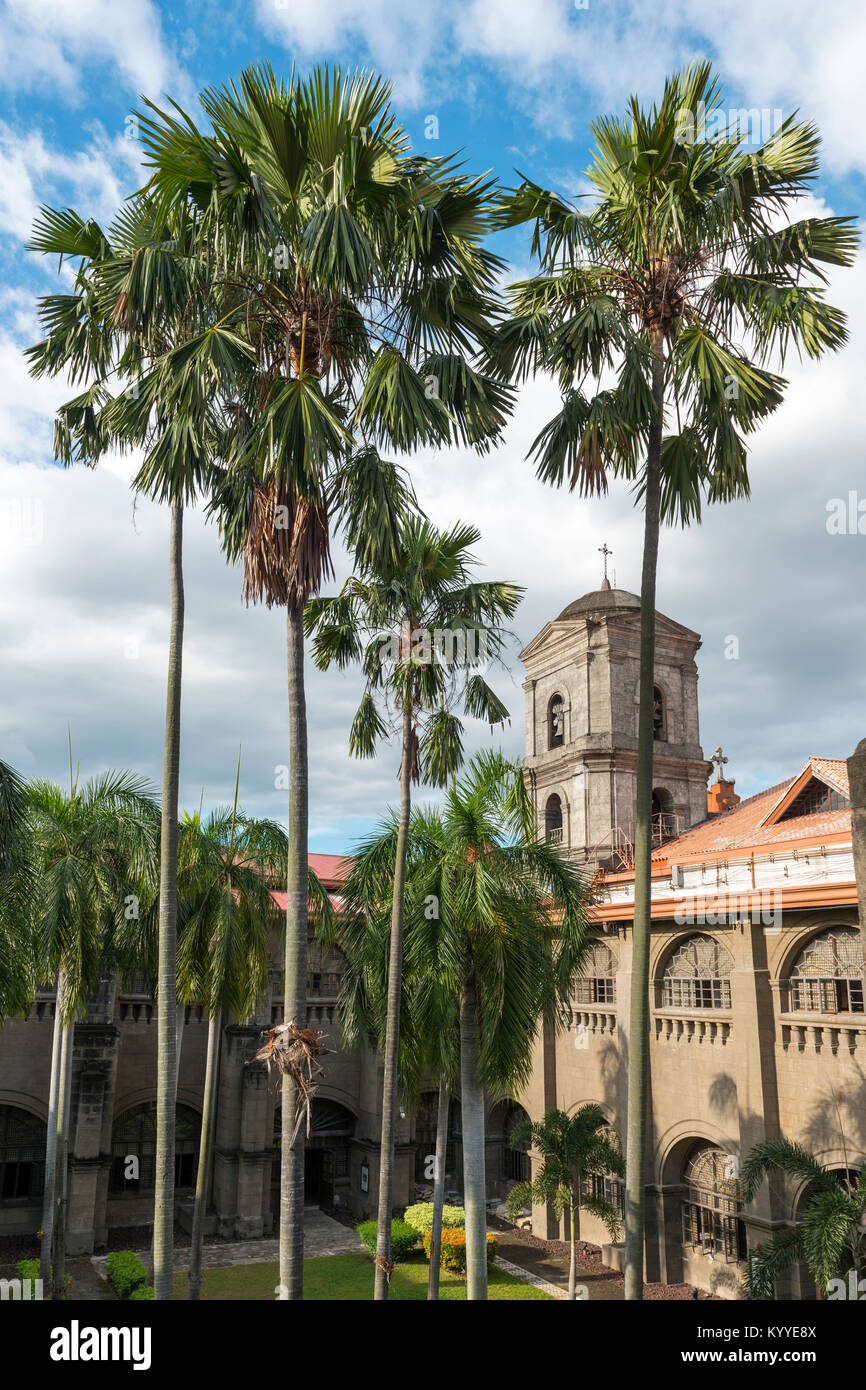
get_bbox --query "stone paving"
[91,1208,360,1279]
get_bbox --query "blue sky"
[1,0,865,852]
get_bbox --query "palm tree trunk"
[279,602,309,1301]
[568,1202,577,1300]
[373,699,413,1301]
[154,501,184,1301]
[427,1080,449,1300]
[459,977,488,1300]
[187,1009,222,1300]
[51,1018,74,1300]
[623,341,664,1302]
[39,969,64,1287]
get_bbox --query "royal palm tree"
[27,198,249,1298]
[135,62,511,1299]
[306,516,520,1297]
[343,752,594,1298]
[491,63,857,1298]
[27,765,158,1296]
[175,764,294,1300]
[506,1105,623,1299]
[741,1138,866,1299]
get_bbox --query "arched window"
[653,686,665,740]
[681,1142,746,1262]
[662,935,733,1010]
[0,1106,45,1203]
[581,1123,624,1219]
[788,928,863,1014]
[110,1103,200,1194]
[545,793,563,845]
[574,942,617,1005]
[651,788,678,844]
[548,693,565,749]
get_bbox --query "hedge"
[15,1258,45,1297]
[106,1250,148,1300]
[423,1226,497,1273]
[128,1285,155,1300]
[356,1218,419,1263]
[403,1202,465,1235]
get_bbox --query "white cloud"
[256,0,866,176]
[0,122,144,242]
[0,0,192,105]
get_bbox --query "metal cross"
[712,747,728,782]
[599,542,612,583]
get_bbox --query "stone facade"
[521,582,711,865]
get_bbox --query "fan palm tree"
[341,752,594,1298]
[27,764,158,1296]
[27,197,249,1298]
[491,63,857,1298]
[306,515,520,1297]
[505,1104,623,1299]
[135,61,511,1299]
[741,1138,866,1299]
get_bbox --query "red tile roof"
[652,757,852,864]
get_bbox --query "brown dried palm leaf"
[243,473,333,609]
[251,1020,331,1148]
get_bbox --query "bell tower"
[520,565,711,867]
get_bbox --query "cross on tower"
[712,747,728,783]
[599,542,612,584]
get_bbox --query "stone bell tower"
[520,562,711,867]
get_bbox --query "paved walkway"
[91,1209,360,1279]
[491,1228,624,1301]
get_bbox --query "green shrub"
[106,1250,147,1300]
[403,1202,465,1235]
[128,1285,154,1300]
[15,1259,44,1297]
[423,1226,497,1273]
[356,1218,419,1263]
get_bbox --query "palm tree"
[174,758,293,1300]
[741,1138,866,1299]
[27,198,248,1298]
[0,759,35,1020]
[27,765,158,1296]
[307,515,521,1298]
[135,62,511,1298]
[506,1105,623,1299]
[343,752,594,1298]
[491,63,857,1298]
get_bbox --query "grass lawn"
[173,1249,552,1300]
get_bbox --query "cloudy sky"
[1,0,864,851]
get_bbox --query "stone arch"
[544,791,564,843]
[487,1099,531,1198]
[109,1100,201,1195]
[273,1094,356,1213]
[547,691,566,749]
[776,924,863,1014]
[0,1103,47,1204]
[656,932,734,1010]
[656,1119,738,1189]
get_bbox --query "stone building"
[516,581,865,1298]
[1,578,863,1299]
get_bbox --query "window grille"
[788,928,863,1014]
[662,936,733,1010]
[574,943,617,1005]
[681,1143,746,1262]
[0,1107,46,1202]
